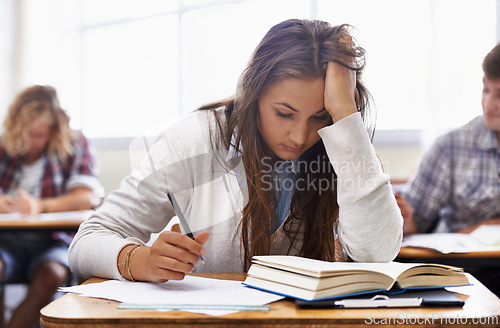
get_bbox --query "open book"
[243,256,470,301]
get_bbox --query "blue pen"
[167,192,206,265]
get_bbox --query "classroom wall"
[96,149,131,194]
[376,145,422,182]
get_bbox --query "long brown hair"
[1,85,75,161]
[199,19,373,270]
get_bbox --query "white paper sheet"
[59,275,284,316]
[402,231,500,253]
[468,224,500,247]
[0,210,94,221]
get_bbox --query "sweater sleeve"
[68,119,194,280]
[68,110,227,279]
[318,113,403,262]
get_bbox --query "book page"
[247,264,395,291]
[252,256,429,280]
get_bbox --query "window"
[8,0,498,141]
[317,0,496,134]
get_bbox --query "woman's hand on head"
[324,61,357,122]
[147,230,209,283]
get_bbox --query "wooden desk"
[398,246,500,267]
[40,273,500,328]
[0,210,91,230]
[0,210,91,326]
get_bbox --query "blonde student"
[0,85,104,328]
[69,19,403,283]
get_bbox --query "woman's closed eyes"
[275,109,330,122]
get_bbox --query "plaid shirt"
[0,132,103,198]
[404,116,500,233]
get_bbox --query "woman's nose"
[289,121,308,146]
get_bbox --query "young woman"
[0,85,104,328]
[69,19,403,283]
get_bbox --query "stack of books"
[243,255,470,301]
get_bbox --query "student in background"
[0,85,104,328]
[69,19,403,284]
[396,44,500,295]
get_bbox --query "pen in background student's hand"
[167,192,206,265]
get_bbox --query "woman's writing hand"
[146,230,209,282]
[0,195,15,213]
[324,61,357,122]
